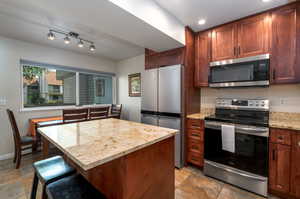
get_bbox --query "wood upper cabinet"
[269,143,291,193]
[271,3,300,84]
[211,13,271,61]
[237,13,271,58]
[211,23,236,61]
[195,31,211,87]
[291,133,300,197]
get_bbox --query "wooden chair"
[110,104,122,119]
[6,109,37,169]
[89,107,109,120]
[62,108,88,124]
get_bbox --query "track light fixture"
[47,31,55,40]
[78,39,84,48]
[64,35,71,44]
[89,43,96,51]
[47,29,96,52]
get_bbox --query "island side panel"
[124,136,175,199]
[81,136,175,199]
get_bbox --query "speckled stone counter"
[270,112,300,131]
[186,108,214,120]
[38,118,177,171]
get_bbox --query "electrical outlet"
[280,98,284,105]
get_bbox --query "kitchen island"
[38,118,177,199]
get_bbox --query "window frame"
[20,60,116,111]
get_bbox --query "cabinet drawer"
[188,138,203,154]
[187,151,203,167]
[270,129,292,145]
[187,129,204,141]
[187,119,204,130]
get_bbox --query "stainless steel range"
[204,98,269,197]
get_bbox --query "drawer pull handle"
[298,141,300,147]
[191,157,198,161]
[191,133,200,137]
[191,146,199,150]
[278,136,283,140]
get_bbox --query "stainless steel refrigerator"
[141,64,184,168]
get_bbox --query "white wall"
[0,36,116,157]
[116,54,144,122]
[201,84,300,112]
[109,0,185,45]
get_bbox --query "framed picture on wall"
[95,79,105,97]
[128,73,141,97]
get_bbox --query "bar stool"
[46,174,106,199]
[30,156,76,199]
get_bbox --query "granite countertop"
[186,108,214,120]
[187,110,300,131]
[38,118,177,171]
[269,112,300,131]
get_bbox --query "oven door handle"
[205,161,267,181]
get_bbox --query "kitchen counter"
[186,108,214,120]
[38,118,177,199]
[187,110,300,131]
[270,112,300,131]
[38,118,177,170]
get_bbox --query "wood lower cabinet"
[195,31,211,87]
[269,143,291,193]
[186,119,204,167]
[269,128,300,199]
[291,133,300,198]
[271,3,300,84]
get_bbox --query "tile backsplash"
[201,84,300,113]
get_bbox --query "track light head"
[78,40,84,48]
[47,31,55,40]
[64,36,71,44]
[89,43,96,51]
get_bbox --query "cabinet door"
[195,31,211,87]
[211,23,236,61]
[291,133,300,197]
[269,143,291,193]
[237,13,270,58]
[271,4,300,84]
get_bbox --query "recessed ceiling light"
[198,19,206,25]
[262,0,271,2]
[47,31,55,40]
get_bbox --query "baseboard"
[0,152,14,161]
[0,149,34,161]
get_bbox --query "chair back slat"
[6,109,21,144]
[63,108,88,124]
[111,104,122,119]
[89,107,109,120]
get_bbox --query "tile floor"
[0,152,280,199]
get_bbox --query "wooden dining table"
[37,118,177,199]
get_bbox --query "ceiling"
[154,0,295,32]
[0,0,183,61]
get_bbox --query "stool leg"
[30,173,39,199]
[42,185,48,199]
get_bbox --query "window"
[21,60,115,109]
[79,73,113,105]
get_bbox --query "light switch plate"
[0,97,7,105]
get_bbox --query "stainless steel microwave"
[208,54,270,88]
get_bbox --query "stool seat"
[31,156,76,199]
[33,156,75,184]
[46,174,106,199]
